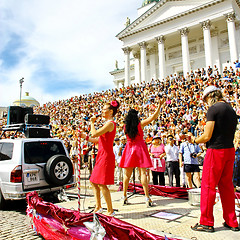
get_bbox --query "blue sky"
[0,0,141,106]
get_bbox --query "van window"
[0,143,14,161]
[24,141,66,164]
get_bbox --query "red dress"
[119,123,153,168]
[90,121,116,185]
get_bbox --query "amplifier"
[25,114,50,125]
[25,127,50,138]
[7,106,33,125]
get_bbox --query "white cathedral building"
[110,0,240,88]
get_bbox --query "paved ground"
[0,168,239,240]
[0,200,43,240]
[60,184,240,240]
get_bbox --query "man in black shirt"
[192,86,239,232]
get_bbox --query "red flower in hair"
[110,101,118,107]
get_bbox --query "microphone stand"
[126,167,138,200]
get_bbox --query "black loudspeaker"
[7,106,33,125]
[25,127,50,138]
[25,114,50,125]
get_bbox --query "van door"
[22,140,66,190]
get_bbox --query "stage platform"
[61,182,240,240]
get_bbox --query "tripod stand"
[126,168,138,200]
[122,167,153,206]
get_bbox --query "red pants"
[200,148,238,227]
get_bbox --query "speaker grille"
[7,106,33,125]
[25,114,50,125]
[25,128,50,138]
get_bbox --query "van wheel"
[45,155,73,186]
[0,188,6,209]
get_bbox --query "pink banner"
[120,183,190,199]
[26,192,181,240]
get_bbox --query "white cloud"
[0,0,140,106]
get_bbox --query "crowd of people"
[0,65,240,190]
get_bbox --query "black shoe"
[223,222,240,231]
[122,197,128,205]
[146,198,154,207]
[191,223,214,233]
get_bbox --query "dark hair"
[206,90,224,106]
[124,109,140,139]
[106,100,120,117]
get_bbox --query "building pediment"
[117,0,225,40]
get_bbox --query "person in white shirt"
[165,135,180,187]
[183,110,192,122]
[113,137,122,185]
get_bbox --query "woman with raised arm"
[119,98,164,207]
[80,100,120,216]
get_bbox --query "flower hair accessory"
[110,100,118,107]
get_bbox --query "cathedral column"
[225,12,238,64]
[211,29,221,72]
[201,20,213,68]
[114,81,119,89]
[139,41,148,83]
[149,47,157,80]
[122,47,131,87]
[156,35,166,81]
[133,52,141,84]
[179,27,191,77]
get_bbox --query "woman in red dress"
[80,100,120,216]
[119,99,164,207]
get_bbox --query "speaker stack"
[25,114,50,138]
[4,106,51,139]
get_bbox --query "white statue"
[115,60,119,70]
[125,17,130,27]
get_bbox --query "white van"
[0,138,76,209]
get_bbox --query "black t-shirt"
[206,102,237,149]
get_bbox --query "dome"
[142,0,159,7]
[13,92,40,107]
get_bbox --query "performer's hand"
[90,115,97,123]
[160,97,166,106]
[156,97,165,107]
